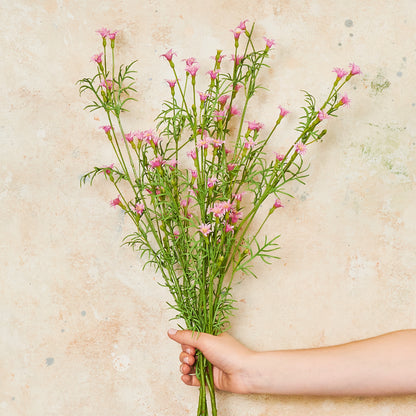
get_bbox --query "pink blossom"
[225,223,234,233]
[187,149,197,160]
[220,200,234,212]
[244,138,256,149]
[278,106,290,118]
[197,136,212,149]
[91,53,103,64]
[161,49,176,62]
[213,110,226,121]
[231,54,244,66]
[225,148,232,155]
[263,36,276,49]
[207,177,218,188]
[173,228,180,238]
[274,152,285,161]
[183,57,197,66]
[208,203,225,218]
[211,137,225,148]
[211,53,226,63]
[198,91,210,102]
[166,79,177,88]
[349,63,361,75]
[228,105,241,116]
[181,198,190,207]
[108,30,119,40]
[227,163,236,171]
[234,83,243,92]
[332,67,349,79]
[238,19,249,31]
[110,196,121,207]
[231,27,243,40]
[318,110,329,121]
[134,130,145,142]
[207,70,220,80]
[147,134,162,147]
[185,64,200,77]
[100,125,112,133]
[218,94,229,106]
[100,79,113,90]
[295,142,307,156]
[199,223,212,237]
[189,188,197,197]
[124,132,134,142]
[190,169,198,179]
[102,163,114,175]
[149,156,165,169]
[155,187,162,195]
[232,193,244,201]
[230,210,243,224]
[134,203,145,215]
[247,120,264,131]
[340,93,351,106]
[96,27,110,38]
[166,159,177,169]
[273,198,284,209]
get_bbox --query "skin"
[168,328,416,396]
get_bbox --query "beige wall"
[1,0,416,414]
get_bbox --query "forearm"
[248,329,416,396]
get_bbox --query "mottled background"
[1,0,416,415]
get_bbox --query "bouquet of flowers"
[78,21,360,415]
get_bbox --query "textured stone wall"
[1,0,415,414]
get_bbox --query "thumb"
[167,328,207,349]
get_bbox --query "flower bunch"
[78,21,360,415]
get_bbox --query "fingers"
[181,374,200,387]
[167,328,208,350]
[180,351,195,366]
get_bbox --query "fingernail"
[168,328,177,335]
[185,348,192,354]
[184,356,189,364]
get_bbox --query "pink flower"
[247,120,264,131]
[227,163,236,171]
[181,198,190,207]
[199,223,212,237]
[108,30,119,40]
[166,159,177,170]
[134,203,145,215]
[96,27,110,38]
[234,83,243,92]
[124,132,134,142]
[218,94,229,106]
[273,198,284,208]
[149,156,165,168]
[185,64,200,77]
[340,93,351,106]
[207,177,218,188]
[197,136,212,149]
[295,142,307,156]
[102,163,114,175]
[173,228,180,239]
[161,49,176,62]
[232,192,244,201]
[207,70,220,80]
[274,152,285,161]
[230,210,243,223]
[231,54,244,66]
[211,137,225,148]
[238,19,249,31]
[349,63,361,75]
[244,138,256,149]
[224,147,232,155]
[166,79,177,88]
[231,27,243,40]
[208,203,225,218]
[211,53,226,63]
[100,125,112,133]
[213,110,226,121]
[278,106,289,118]
[198,91,210,102]
[225,223,234,233]
[183,57,197,66]
[110,196,121,207]
[190,169,198,179]
[332,67,349,79]
[318,110,329,121]
[187,149,197,160]
[91,53,103,64]
[263,36,276,49]
[228,105,241,116]
[100,79,113,90]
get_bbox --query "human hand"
[168,329,256,394]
